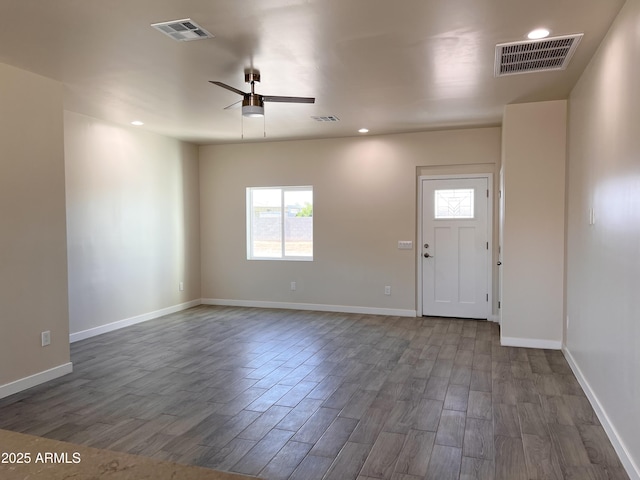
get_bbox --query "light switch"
[398,241,413,250]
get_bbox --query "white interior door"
[421,177,489,319]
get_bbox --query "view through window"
[247,186,313,260]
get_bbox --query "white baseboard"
[500,335,562,350]
[0,362,73,400]
[70,299,202,343]
[202,298,417,318]
[562,346,640,480]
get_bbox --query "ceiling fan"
[209,72,315,117]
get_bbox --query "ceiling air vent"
[311,116,340,122]
[151,18,214,42]
[495,34,583,76]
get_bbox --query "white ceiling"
[0,0,625,144]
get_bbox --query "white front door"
[421,177,489,319]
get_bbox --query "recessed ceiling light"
[358,128,369,133]
[528,28,550,40]
[131,120,144,126]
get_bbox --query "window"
[434,188,474,219]
[247,186,313,260]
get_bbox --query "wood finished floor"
[0,306,629,480]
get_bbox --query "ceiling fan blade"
[263,95,315,104]
[209,81,247,96]
[223,100,242,110]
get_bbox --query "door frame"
[417,173,494,318]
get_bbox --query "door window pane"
[435,189,474,219]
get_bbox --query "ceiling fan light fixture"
[241,93,265,117]
[242,105,264,117]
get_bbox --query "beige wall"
[566,0,640,473]
[64,111,201,335]
[0,63,70,387]
[501,100,567,346]
[200,128,500,313]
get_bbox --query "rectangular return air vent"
[495,34,583,76]
[151,18,214,42]
[311,116,340,122]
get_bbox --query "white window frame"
[246,186,313,261]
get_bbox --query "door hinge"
[486,294,489,301]
[499,190,502,198]
[486,242,488,250]
[486,189,489,198]
[498,301,501,309]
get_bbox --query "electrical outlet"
[291,281,296,291]
[179,281,184,291]
[41,331,51,347]
[384,286,391,295]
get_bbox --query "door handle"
[424,253,434,258]
[497,261,502,265]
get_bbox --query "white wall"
[64,112,201,337]
[500,100,567,348]
[566,0,640,475]
[199,128,501,314]
[0,63,70,391]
